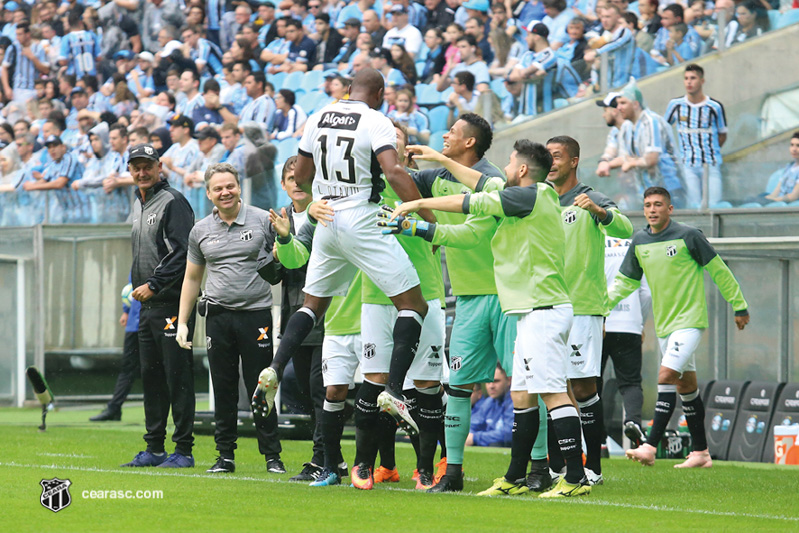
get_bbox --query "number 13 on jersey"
[318,134,356,184]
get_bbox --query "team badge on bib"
[666,245,677,257]
[563,210,577,224]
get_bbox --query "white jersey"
[298,99,397,208]
[604,237,651,334]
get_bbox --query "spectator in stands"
[313,13,344,68]
[596,91,638,207]
[439,22,464,82]
[514,0,546,28]
[653,4,701,59]
[0,140,26,226]
[637,0,661,52]
[185,127,226,196]
[362,9,387,46]
[337,0,376,28]
[127,52,156,100]
[276,18,316,73]
[616,79,687,208]
[509,22,555,115]
[182,24,225,79]
[176,69,205,118]
[728,1,768,46]
[653,22,698,66]
[221,3,254,50]
[760,133,799,205]
[290,0,317,35]
[70,122,116,221]
[220,122,246,177]
[420,28,447,83]
[586,5,635,89]
[191,79,231,130]
[326,18,362,70]
[60,10,103,79]
[488,22,525,78]
[370,46,408,86]
[24,134,83,223]
[446,70,480,125]
[148,127,172,157]
[542,0,575,50]
[388,88,430,144]
[466,365,513,448]
[272,89,308,141]
[142,0,185,53]
[464,16,494,64]
[2,22,50,106]
[162,114,201,206]
[383,5,423,58]
[423,0,456,33]
[240,71,276,130]
[110,74,138,117]
[555,17,588,73]
[438,34,490,92]
[186,5,205,27]
[231,37,261,74]
[390,44,417,85]
[100,124,134,214]
[328,74,350,101]
[222,61,252,115]
[256,1,278,48]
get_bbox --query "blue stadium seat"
[416,62,425,78]
[275,138,299,164]
[765,201,788,208]
[416,84,440,105]
[428,131,445,151]
[283,71,304,91]
[554,98,569,109]
[778,8,799,28]
[767,9,781,30]
[298,91,327,113]
[439,86,454,103]
[300,70,324,92]
[274,164,290,207]
[427,105,449,134]
[269,71,286,88]
[710,201,733,209]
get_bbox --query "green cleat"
[539,477,591,499]
[477,477,529,496]
[251,367,279,417]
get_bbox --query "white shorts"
[322,334,361,387]
[361,299,445,382]
[511,305,573,394]
[658,328,702,374]
[304,202,419,298]
[566,315,604,379]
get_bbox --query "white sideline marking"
[37,453,94,459]
[1,461,797,523]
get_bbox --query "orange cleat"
[434,458,447,484]
[351,463,374,490]
[373,466,400,483]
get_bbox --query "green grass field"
[2,404,798,532]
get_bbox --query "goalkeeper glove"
[376,204,435,242]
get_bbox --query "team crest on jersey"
[322,360,328,374]
[147,213,157,225]
[240,229,253,241]
[363,343,376,360]
[563,210,577,224]
[40,478,72,513]
[450,356,462,371]
[666,245,677,257]
[319,111,361,131]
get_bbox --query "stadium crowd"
[0,0,796,225]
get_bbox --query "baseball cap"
[70,86,87,96]
[162,40,183,57]
[44,134,62,147]
[343,17,361,27]
[138,51,155,63]
[322,68,340,79]
[128,143,160,162]
[4,1,19,11]
[621,77,645,107]
[114,50,135,61]
[196,127,221,141]
[390,4,408,14]
[369,47,391,61]
[168,114,195,132]
[596,91,622,108]
[461,0,489,12]
[527,21,549,37]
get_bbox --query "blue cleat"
[121,451,167,467]
[155,453,195,468]
[309,469,341,487]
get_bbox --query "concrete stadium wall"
[487,24,799,164]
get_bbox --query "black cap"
[70,86,87,96]
[196,127,221,141]
[527,22,549,38]
[44,134,63,146]
[369,47,391,61]
[596,91,622,108]
[168,114,194,132]
[128,143,160,162]
[343,17,361,27]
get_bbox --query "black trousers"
[291,345,325,465]
[207,308,281,460]
[107,330,140,412]
[139,303,196,456]
[599,332,644,426]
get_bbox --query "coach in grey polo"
[176,162,285,474]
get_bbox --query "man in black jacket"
[122,143,197,469]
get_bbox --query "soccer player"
[389,139,590,498]
[545,135,633,485]
[665,64,727,208]
[251,68,434,450]
[608,187,750,468]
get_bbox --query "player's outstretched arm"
[390,195,468,221]
[377,148,437,223]
[293,152,316,195]
[607,273,641,310]
[406,144,483,191]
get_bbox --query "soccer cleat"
[624,421,646,448]
[539,476,591,498]
[309,469,341,487]
[625,443,657,466]
[351,463,374,490]
[90,408,121,422]
[338,462,349,479]
[427,473,463,493]
[526,466,553,492]
[674,450,712,469]
[377,391,419,436]
[477,477,529,496]
[434,458,447,484]
[290,462,323,482]
[373,466,400,483]
[251,367,279,417]
[156,453,194,468]
[412,469,419,481]
[415,469,435,490]
[121,451,167,467]
[584,468,603,486]
[206,456,235,473]
[549,467,566,484]
[266,458,287,473]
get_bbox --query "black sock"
[547,415,565,472]
[577,394,604,474]
[530,458,548,472]
[505,407,539,482]
[550,404,585,484]
[415,386,443,473]
[445,462,462,479]
[354,380,383,467]
[386,310,423,396]
[439,387,447,460]
[681,389,708,451]
[271,308,316,379]
[377,413,398,470]
[321,399,346,471]
[646,385,677,447]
